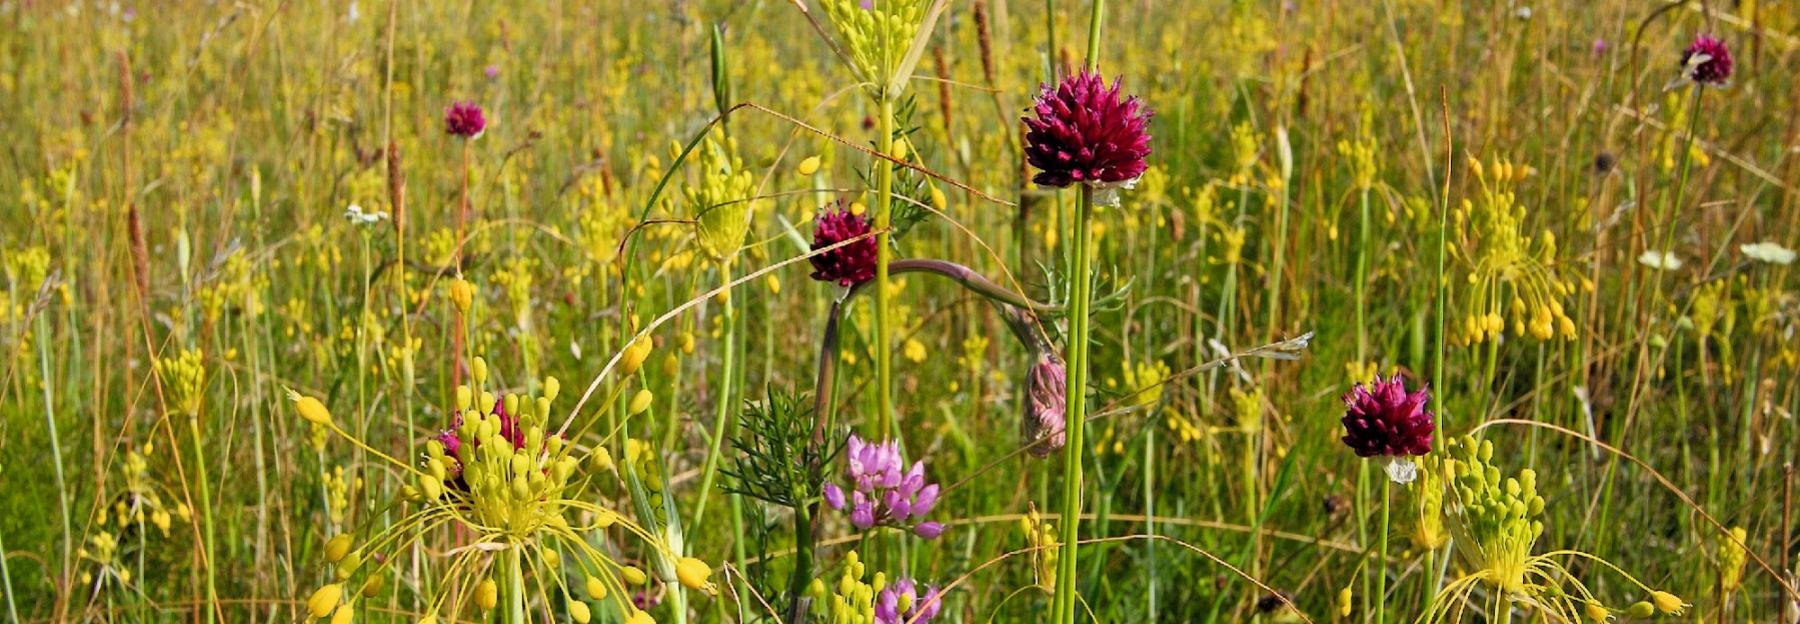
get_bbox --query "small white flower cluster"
[1637,250,1683,271]
[344,204,389,227]
[1740,241,1796,266]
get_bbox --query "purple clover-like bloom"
[1681,34,1732,86]
[1022,70,1152,189]
[1339,375,1434,459]
[875,578,943,624]
[1021,352,1066,458]
[444,100,487,139]
[484,64,501,80]
[808,204,879,287]
[823,434,944,539]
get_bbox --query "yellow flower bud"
[619,336,652,376]
[307,584,344,619]
[589,447,614,473]
[475,578,499,610]
[291,391,332,426]
[448,278,474,313]
[585,575,608,600]
[360,573,384,597]
[330,603,354,624]
[568,599,591,624]
[1582,601,1610,622]
[797,155,822,176]
[621,566,648,586]
[324,534,353,564]
[676,557,714,593]
[1650,591,1686,615]
[628,389,654,415]
[1624,601,1655,618]
[627,611,655,624]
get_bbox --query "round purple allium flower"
[822,434,943,539]
[483,64,501,80]
[1340,375,1434,460]
[875,578,943,624]
[444,101,487,139]
[808,204,879,287]
[1021,70,1152,189]
[1021,352,1066,458]
[434,396,527,481]
[1681,34,1732,86]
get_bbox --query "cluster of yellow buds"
[110,445,174,537]
[1451,156,1578,346]
[819,0,928,97]
[1115,359,1171,411]
[685,132,759,264]
[1336,107,1380,191]
[1019,509,1059,590]
[807,549,883,624]
[77,530,128,588]
[294,354,705,624]
[1406,454,1446,552]
[154,348,206,417]
[1421,436,1685,624]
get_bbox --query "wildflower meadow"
[3,1,1800,622]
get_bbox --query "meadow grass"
[0,1,1796,622]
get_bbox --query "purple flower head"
[1592,38,1608,56]
[1021,352,1066,458]
[808,204,879,287]
[875,578,942,624]
[1681,34,1732,86]
[484,64,501,80]
[1339,375,1434,459]
[434,395,528,482]
[1022,70,1152,189]
[444,101,487,139]
[824,434,943,539]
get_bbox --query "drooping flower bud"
[1020,352,1067,458]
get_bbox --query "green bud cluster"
[1444,436,1544,594]
[685,133,758,263]
[820,0,926,97]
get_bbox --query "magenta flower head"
[808,203,879,287]
[875,578,943,624]
[1340,375,1434,483]
[1021,351,1066,458]
[434,395,527,481]
[444,101,487,139]
[822,434,944,539]
[1022,70,1152,194]
[1681,34,1732,86]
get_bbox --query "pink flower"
[1681,34,1732,85]
[1339,375,1434,459]
[823,434,944,539]
[444,101,487,138]
[1021,352,1066,458]
[1022,71,1152,188]
[808,204,879,287]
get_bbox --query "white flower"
[1740,241,1796,266]
[1637,250,1683,271]
[1383,457,1418,485]
[343,204,390,227]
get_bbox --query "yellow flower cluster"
[819,0,928,97]
[154,348,206,418]
[685,133,759,264]
[1019,509,1059,590]
[1451,156,1578,346]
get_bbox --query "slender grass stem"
[35,315,72,612]
[190,414,219,624]
[692,261,737,530]
[1375,475,1391,624]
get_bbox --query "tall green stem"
[875,95,896,439]
[693,261,738,529]
[1053,186,1095,623]
[36,316,71,612]
[1355,187,1371,361]
[1375,476,1391,624]
[190,415,218,624]
[501,546,526,624]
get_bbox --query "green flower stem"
[501,546,526,624]
[1376,475,1391,624]
[693,261,738,531]
[1052,185,1095,624]
[189,414,218,624]
[874,94,896,440]
[35,315,71,615]
[1356,187,1371,361]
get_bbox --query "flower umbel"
[1022,71,1152,193]
[822,434,944,538]
[1339,374,1434,462]
[444,101,487,139]
[1681,34,1732,86]
[809,204,879,287]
